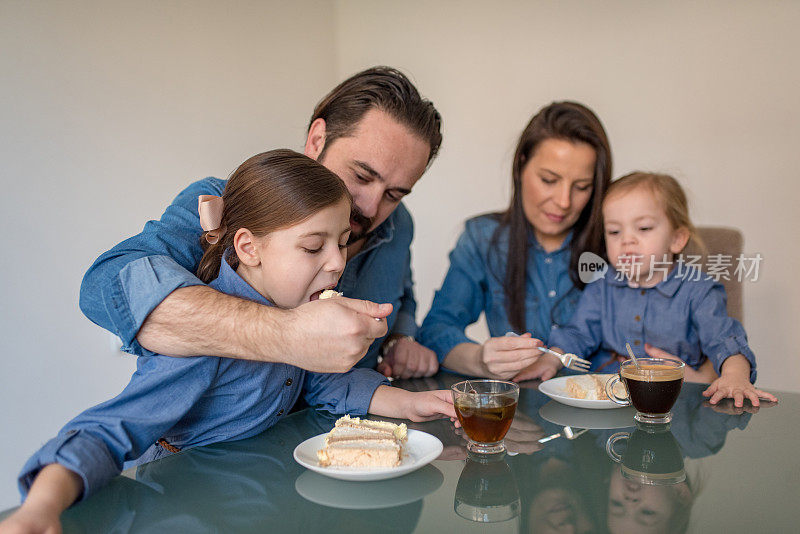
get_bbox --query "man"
[79,66,441,378]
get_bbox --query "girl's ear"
[233,228,261,267]
[670,226,691,254]
[304,118,327,160]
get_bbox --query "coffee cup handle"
[606,432,630,464]
[605,375,630,406]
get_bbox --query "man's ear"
[304,118,327,160]
[233,228,261,267]
[670,226,691,254]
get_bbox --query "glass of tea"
[451,379,519,454]
[605,358,685,424]
[454,451,520,522]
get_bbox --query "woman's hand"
[479,333,544,379]
[511,352,562,382]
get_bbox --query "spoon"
[625,343,641,369]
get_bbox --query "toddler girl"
[3,149,455,532]
[515,172,777,407]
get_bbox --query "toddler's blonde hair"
[604,172,705,254]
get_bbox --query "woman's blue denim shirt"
[418,214,580,364]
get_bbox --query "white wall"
[334,0,800,390]
[0,0,337,510]
[2,0,799,513]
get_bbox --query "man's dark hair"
[309,66,442,167]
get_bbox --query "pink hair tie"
[198,195,227,244]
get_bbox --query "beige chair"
[695,226,744,324]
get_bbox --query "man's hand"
[479,333,544,379]
[137,286,391,372]
[377,336,439,378]
[285,297,392,372]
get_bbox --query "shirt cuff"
[714,336,758,383]
[112,256,205,355]
[420,328,475,364]
[18,430,119,504]
[339,369,391,415]
[391,310,419,338]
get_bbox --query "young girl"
[514,172,777,406]
[3,149,456,532]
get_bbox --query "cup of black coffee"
[606,422,686,485]
[606,358,685,424]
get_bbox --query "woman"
[417,102,612,379]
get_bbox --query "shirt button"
[285,378,293,386]
[634,315,641,322]
[634,340,641,346]
[544,257,553,264]
[548,290,557,298]
[278,409,284,416]
[551,324,559,330]
[640,290,646,296]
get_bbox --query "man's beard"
[347,204,374,245]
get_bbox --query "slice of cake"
[317,438,401,468]
[317,415,407,468]
[334,415,407,441]
[566,374,614,400]
[319,289,343,300]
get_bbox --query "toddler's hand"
[703,375,778,407]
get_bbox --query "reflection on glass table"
[454,451,520,523]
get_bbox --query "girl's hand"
[703,375,778,407]
[511,352,562,382]
[0,504,62,534]
[403,390,458,424]
[480,333,544,379]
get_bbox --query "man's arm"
[80,178,391,370]
[140,287,392,371]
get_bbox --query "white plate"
[538,375,626,410]
[295,464,443,509]
[293,429,443,482]
[539,400,636,428]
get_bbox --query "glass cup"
[606,422,686,486]
[454,451,520,523]
[451,379,519,454]
[606,358,685,424]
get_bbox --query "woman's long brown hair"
[494,102,612,333]
[196,149,351,283]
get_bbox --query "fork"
[504,332,591,372]
[538,426,588,444]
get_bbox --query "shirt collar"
[359,209,396,254]
[606,265,685,297]
[209,250,273,306]
[531,229,573,254]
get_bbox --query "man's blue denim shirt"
[79,177,419,369]
[418,214,581,364]
[549,267,758,381]
[20,257,388,503]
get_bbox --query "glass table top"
[4,375,799,533]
